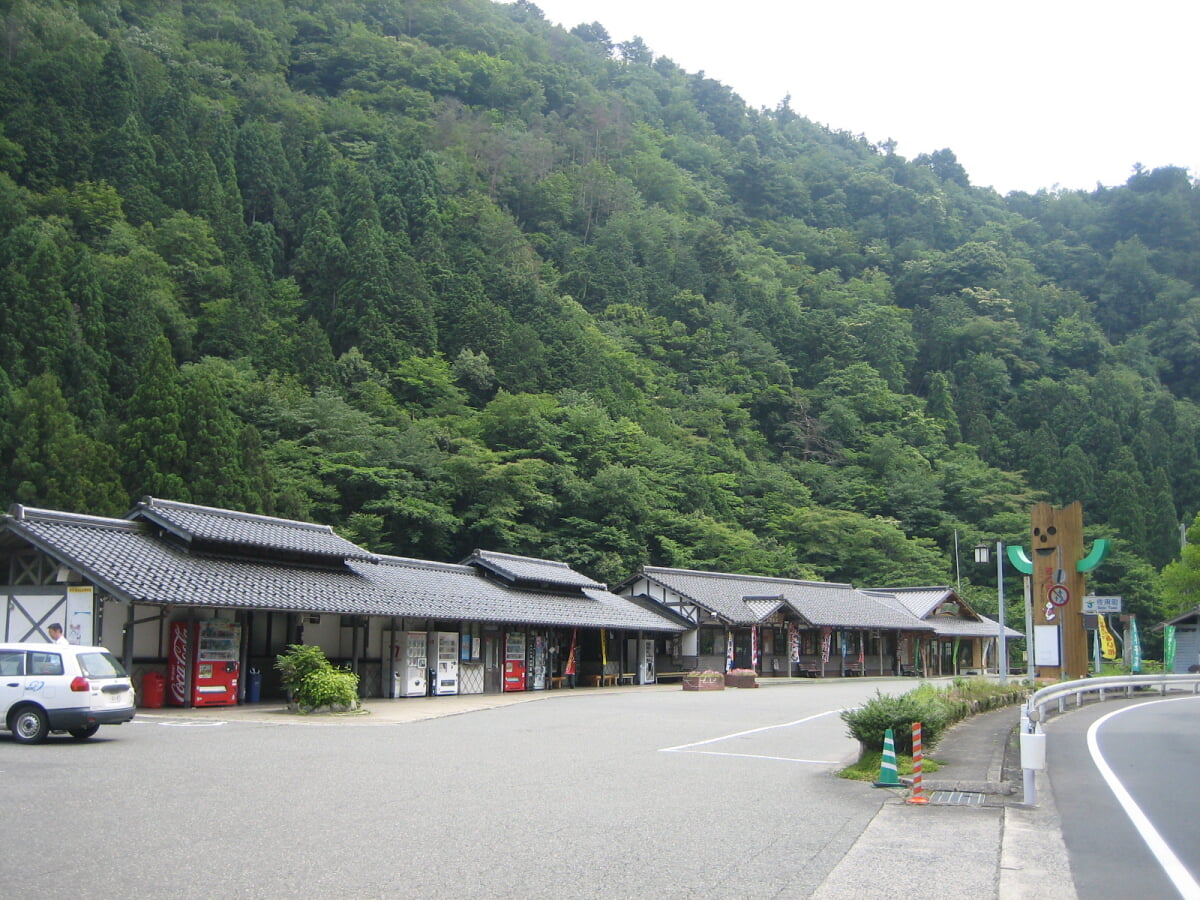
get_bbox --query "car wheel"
[12,706,49,744]
[68,724,101,740]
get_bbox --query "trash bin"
[141,670,166,708]
[245,668,262,703]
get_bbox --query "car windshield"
[77,652,128,678]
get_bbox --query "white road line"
[659,708,844,753]
[1087,696,1200,900]
[677,750,841,764]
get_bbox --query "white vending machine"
[638,638,656,684]
[395,631,427,697]
[433,631,459,695]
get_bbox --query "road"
[1045,693,1200,900]
[1,681,907,899]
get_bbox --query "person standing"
[47,623,69,645]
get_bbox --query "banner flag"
[1165,625,1177,672]
[858,632,865,664]
[751,626,759,669]
[1098,614,1117,660]
[726,629,734,672]
[789,623,800,663]
[1130,616,1142,673]
[821,627,832,664]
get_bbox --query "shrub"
[841,689,951,754]
[841,678,1031,756]
[275,644,360,710]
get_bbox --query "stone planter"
[725,673,758,689]
[682,673,725,691]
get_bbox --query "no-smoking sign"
[1047,584,1070,607]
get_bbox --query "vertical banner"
[1098,614,1117,660]
[789,623,800,663]
[751,626,759,670]
[725,629,734,672]
[1164,625,1177,673]
[821,627,832,664]
[858,632,865,665]
[1129,616,1141,674]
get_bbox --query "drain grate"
[927,790,985,806]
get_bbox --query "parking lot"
[1,681,893,899]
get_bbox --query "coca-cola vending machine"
[168,620,241,707]
[503,631,526,692]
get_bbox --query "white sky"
[530,0,1199,195]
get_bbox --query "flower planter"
[682,673,725,691]
[724,673,758,689]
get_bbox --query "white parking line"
[1088,696,1200,900]
[659,708,845,764]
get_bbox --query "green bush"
[841,677,1031,756]
[300,666,360,709]
[275,644,360,710]
[841,689,950,754]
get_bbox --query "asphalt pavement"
[137,677,1078,899]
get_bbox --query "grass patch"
[839,750,942,782]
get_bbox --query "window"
[78,651,127,678]
[698,628,725,656]
[0,650,24,676]
[28,651,63,676]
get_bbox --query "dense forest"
[3,0,1200,649]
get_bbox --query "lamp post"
[975,541,1008,685]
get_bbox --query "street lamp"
[975,541,1008,685]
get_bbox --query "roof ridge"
[8,505,140,530]
[474,549,573,569]
[136,496,338,534]
[645,566,852,590]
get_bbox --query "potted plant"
[682,670,725,691]
[725,668,759,688]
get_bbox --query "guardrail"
[1019,673,1200,805]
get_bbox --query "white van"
[0,643,136,743]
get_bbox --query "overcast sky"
[530,0,1199,195]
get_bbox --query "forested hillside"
[3,0,1200,642]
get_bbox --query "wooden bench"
[602,674,619,687]
[842,663,863,677]
[654,672,689,682]
[797,666,821,678]
[584,675,603,687]
[899,664,918,677]
[618,673,636,685]
[551,676,566,689]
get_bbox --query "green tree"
[116,337,189,500]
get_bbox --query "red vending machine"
[168,620,241,707]
[503,632,526,692]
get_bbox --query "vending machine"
[168,620,241,707]
[638,638,656,684]
[432,631,459,695]
[393,631,427,697]
[503,631,526,692]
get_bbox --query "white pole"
[997,540,1008,686]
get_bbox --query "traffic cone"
[874,728,901,787]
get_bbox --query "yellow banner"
[1098,614,1117,660]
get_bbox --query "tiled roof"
[867,586,1023,638]
[782,584,931,631]
[874,586,952,619]
[463,549,604,590]
[371,556,677,630]
[129,497,377,563]
[632,566,931,630]
[1,505,682,632]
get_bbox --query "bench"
[797,666,821,678]
[654,672,689,681]
[551,676,566,689]
[899,665,918,677]
[843,663,863,677]
[618,673,636,685]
